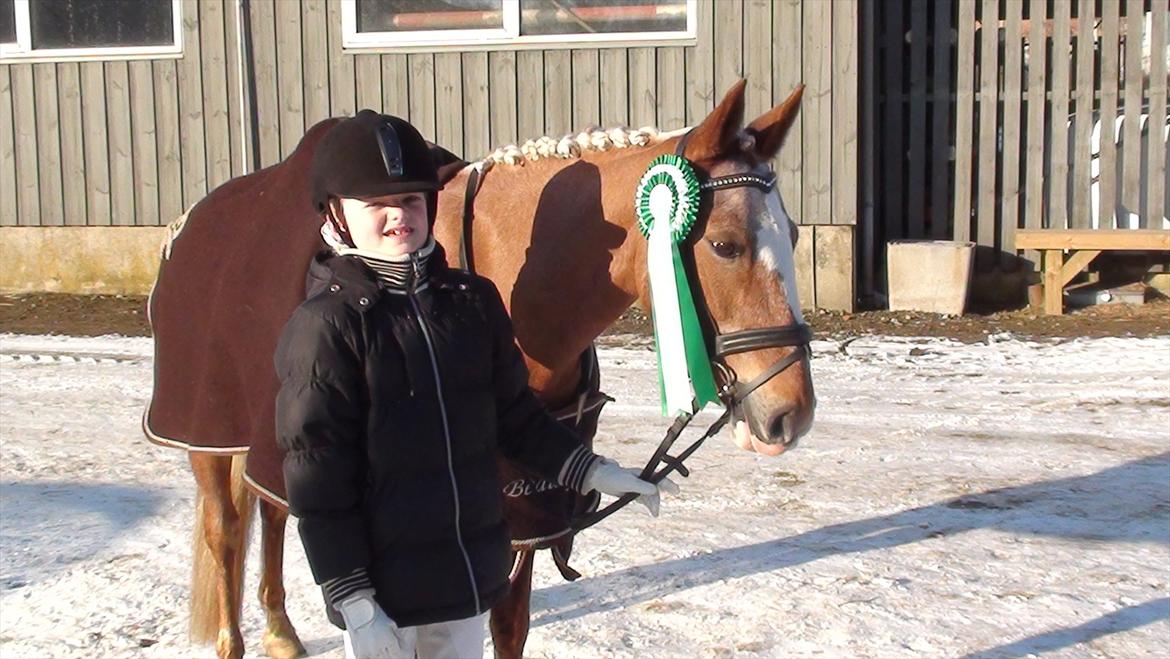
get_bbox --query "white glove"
[582,456,680,517]
[335,589,407,658]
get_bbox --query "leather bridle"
[571,130,812,531]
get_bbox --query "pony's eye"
[708,240,743,260]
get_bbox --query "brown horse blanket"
[145,118,603,557]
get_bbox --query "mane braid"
[478,125,689,170]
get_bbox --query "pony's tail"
[190,454,256,645]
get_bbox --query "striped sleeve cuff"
[557,444,602,494]
[322,567,375,609]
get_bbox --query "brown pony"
[144,79,813,659]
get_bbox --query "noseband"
[572,130,813,531]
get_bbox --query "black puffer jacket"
[274,244,598,628]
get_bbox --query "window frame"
[341,0,697,53]
[0,0,184,63]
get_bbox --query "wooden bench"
[1015,229,1170,315]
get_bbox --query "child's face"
[334,192,429,256]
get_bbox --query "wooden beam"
[1015,229,1170,250]
[1044,250,1063,315]
[1059,249,1101,288]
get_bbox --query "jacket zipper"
[407,255,482,614]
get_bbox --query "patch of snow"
[1,333,1167,657]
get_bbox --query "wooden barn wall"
[0,0,860,310]
[863,0,1168,302]
[0,0,247,229]
[249,0,858,310]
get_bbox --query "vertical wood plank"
[488,52,517,145]
[105,61,135,226]
[1000,0,1023,261]
[628,47,656,129]
[81,63,110,226]
[200,0,232,190]
[793,224,815,310]
[713,0,743,102]
[407,53,435,140]
[1121,0,1144,227]
[930,0,953,239]
[0,67,16,226]
[434,52,463,153]
[831,0,857,227]
[302,0,331,127]
[462,52,489,159]
[744,0,772,120]
[882,0,905,238]
[57,62,88,226]
[599,48,627,127]
[952,0,976,242]
[543,50,571,135]
[381,54,409,117]
[1097,0,1120,228]
[655,47,685,130]
[686,0,714,126]
[177,0,207,208]
[906,0,928,237]
[251,0,279,167]
[572,49,600,131]
[153,60,182,222]
[33,64,63,226]
[11,66,38,226]
[327,0,355,117]
[354,54,382,111]
[1145,3,1167,225]
[275,0,304,158]
[1070,0,1095,228]
[813,225,854,311]
[975,0,999,252]
[802,0,831,225]
[859,1,877,300]
[515,50,543,140]
[1022,0,1047,257]
[128,61,159,226]
[773,0,802,222]
[224,0,246,178]
[1048,0,1071,230]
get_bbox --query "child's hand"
[582,456,681,517]
[335,589,407,657]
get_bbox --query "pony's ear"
[685,79,748,161]
[745,84,804,161]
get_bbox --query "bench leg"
[1044,250,1063,315]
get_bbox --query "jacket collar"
[305,241,453,311]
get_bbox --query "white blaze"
[756,189,805,324]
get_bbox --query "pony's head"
[641,80,815,456]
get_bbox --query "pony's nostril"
[767,412,790,444]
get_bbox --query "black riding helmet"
[309,110,442,238]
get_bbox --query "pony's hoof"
[215,628,245,659]
[263,630,308,659]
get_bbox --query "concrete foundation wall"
[0,227,166,295]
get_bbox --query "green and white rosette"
[635,154,719,417]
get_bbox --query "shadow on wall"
[532,452,1170,653]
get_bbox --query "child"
[274,110,677,658]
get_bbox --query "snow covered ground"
[1,331,1167,658]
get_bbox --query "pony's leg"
[189,452,249,659]
[258,499,307,659]
[489,550,536,659]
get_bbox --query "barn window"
[343,0,695,51]
[0,0,182,62]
